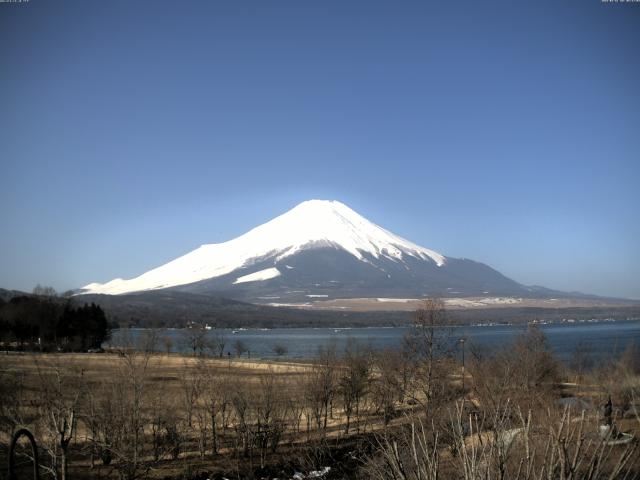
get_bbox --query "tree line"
[0,286,111,351]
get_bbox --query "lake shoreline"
[105,319,640,363]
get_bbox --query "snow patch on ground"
[444,297,524,307]
[444,298,486,307]
[376,298,416,303]
[480,297,523,305]
[267,302,313,308]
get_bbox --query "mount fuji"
[80,200,560,302]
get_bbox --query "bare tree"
[34,359,83,480]
[147,384,181,462]
[254,369,288,467]
[512,325,559,395]
[79,375,100,469]
[0,369,26,438]
[100,345,154,479]
[467,326,559,421]
[162,335,173,355]
[233,339,248,358]
[305,343,337,435]
[179,361,203,428]
[405,298,455,417]
[366,418,439,480]
[191,365,211,458]
[339,339,371,434]
[210,330,227,357]
[367,402,639,480]
[33,284,57,297]
[139,328,160,353]
[201,367,229,455]
[229,379,251,457]
[372,349,404,426]
[273,343,288,358]
[571,341,594,379]
[182,326,208,356]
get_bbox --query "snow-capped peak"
[259,200,445,265]
[80,200,446,295]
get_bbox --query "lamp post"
[459,337,466,392]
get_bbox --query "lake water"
[107,319,640,364]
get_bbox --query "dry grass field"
[1,319,639,480]
[0,349,422,479]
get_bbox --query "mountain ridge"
[81,199,447,295]
[79,200,601,302]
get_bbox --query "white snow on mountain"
[233,267,281,284]
[80,199,446,295]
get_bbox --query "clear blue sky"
[1,1,639,298]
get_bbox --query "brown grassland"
[1,300,639,480]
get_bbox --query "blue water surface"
[106,319,640,364]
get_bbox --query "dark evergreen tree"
[0,296,111,351]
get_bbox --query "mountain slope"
[172,247,532,302]
[75,289,640,329]
[80,200,564,301]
